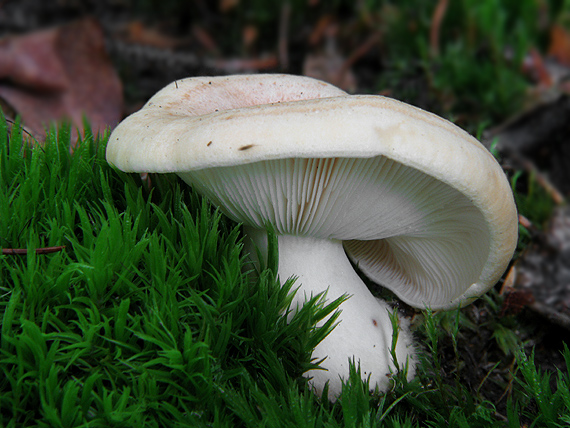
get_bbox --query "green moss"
[0,117,342,426]
[1,116,569,426]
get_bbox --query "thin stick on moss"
[2,245,66,255]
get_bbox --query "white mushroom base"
[244,228,416,399]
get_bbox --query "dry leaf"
[549,24,570,66]
[0,17,123,142]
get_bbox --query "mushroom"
[106,74,518,398]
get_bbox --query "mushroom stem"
[244,227,416,398]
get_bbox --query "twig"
[499,264,517,294]
[4,117,41,147]
[338,32,381,84]
[2,245,66,255]
[504,147,565,205]
[430,0,449,57]
[497,356,517,405]
[529,301,570,332]
[213,56,278,73]
[278,1,291,69]
[520,157,565,205]
[516,214,543,244]
[109,40,278,74]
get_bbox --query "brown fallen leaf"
[499,288,535,317]
[0,17,123,143]
[521,48,554,87]
[549,24,570,67]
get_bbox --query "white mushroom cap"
[107,74,518,311]
[107,73,518,399]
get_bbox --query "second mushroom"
[106,74,518,399]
